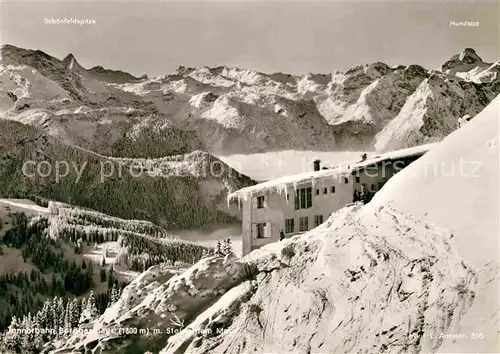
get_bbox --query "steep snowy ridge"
[1,45,88,101]
[374,71,498,151]
[2,44,498,155]
[371,95,500,352]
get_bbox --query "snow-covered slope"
[49,254,245,353]
[1,44,498,155]
[370,95,500,353]
[372,95,499,267]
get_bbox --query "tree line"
[0,213,127,335]
[0,284,123,354]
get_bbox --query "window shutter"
[263,194,268,208]
[265,222,271,238]
[252,196,257,209]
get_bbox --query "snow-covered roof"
[351,142,438,170]
[228,143,438,201]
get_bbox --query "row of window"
[285,214,324,234]
[294,182,342,210]
[294,187,312,210]
[255,179,382,210]
[255,214,325,238]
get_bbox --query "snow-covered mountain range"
[46,96,499,353]
[1,44,498,155]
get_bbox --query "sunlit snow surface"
[217,150,367,182]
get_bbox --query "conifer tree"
[69,298,81,329]
[39,299,55,338]
[3,315,21,353]
[54,297,65,336]
[21,313,34,353]
[64,301,72,334]
[87,291,99,319]
[31,312,44,350]
[109,283,120,306]
[78,297,87,324]
[223,237,232,255]
[79,291,98,324]
[216,240,223,256]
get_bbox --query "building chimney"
[313,159,321,172]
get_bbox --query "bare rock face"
[441,48,484,72]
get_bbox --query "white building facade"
[229,144,437,256]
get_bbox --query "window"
[355,176,360,183]
[344,177,349,184]
[255,223,270,238]
[323,187,328,195]
[256,195,265,209]
[331,186,336,193]
[295,187,312,210]
[315,189,320,195]
[314,214,324,227]
[286,193,290,202]
[256,223,265,238]
[285,219,295,234]
[299,216,309,232]
[371,184,376,191]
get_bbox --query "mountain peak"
[62,53,84,71]
[441,48,486,73]
[458,48,483,63]
[63,53,76,62]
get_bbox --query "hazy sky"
[1,1,498,77]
